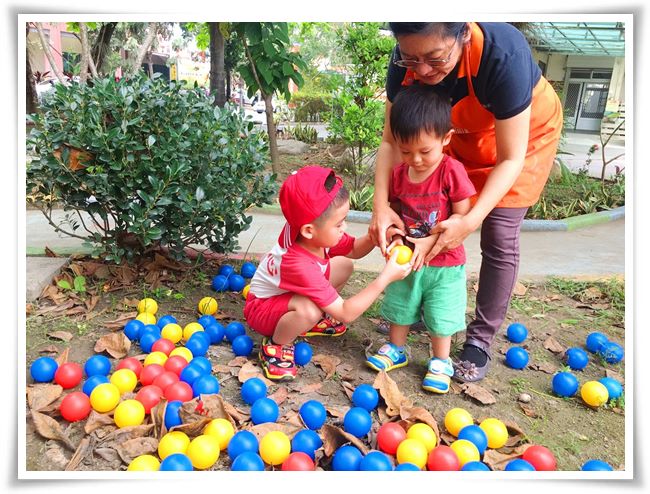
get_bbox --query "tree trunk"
[26,24,38,115]
[209,22,227,107]
[127,22,157,78]
[78,22,91,84]
[91,22,117,75]
[34,22,68,85]
[264,93,279,173]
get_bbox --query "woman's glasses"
[393,34,461,69]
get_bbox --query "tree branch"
[127,22,158,78]
[33,22,68,85]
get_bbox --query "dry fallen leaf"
[55,348,70,367]
[238,362,272,385]
[94,332,131,358]
[529,362,558,374]
[26,384,63,411]
[268,385,289,405]
[519,403,538,418]
[312,354,341,380]
[543,336,565,354]
[29,411,76,451]
[373,371,413,416]
[483,444,530,470]
[296,382,323,395]
[512,281,528,296]
[399,406,440,440]
[47,331,74,342]
[320,424,369,456]
[103,312,138,330]
[460,382,497,405]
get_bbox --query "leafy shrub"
[26,74,277,263]
[290,123,319,143]
[292,93,332,122]
[349,185,375,212]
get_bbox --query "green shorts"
[381,264,467,337]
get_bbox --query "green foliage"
[290,123,318,144]
[26,74,276,264]
[292,92,333,122]
[57,276,87,294]
[349,185,375,212]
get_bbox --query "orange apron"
[403,23,563,208]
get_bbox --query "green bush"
[26,74,277,263]
[292,93,332,122]
[290,123,319,143]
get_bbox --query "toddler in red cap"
[244,165,412,381]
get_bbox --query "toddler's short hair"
[390,85,452,143]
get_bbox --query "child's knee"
[293,297,323,325]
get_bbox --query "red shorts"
[243,292,294,337]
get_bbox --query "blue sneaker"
[422,357,454,394]
[366,343,408,372]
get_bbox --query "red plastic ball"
[152,338,176,356]
[164,381,194,402]
[116,357,144,379]
[427,445,460,471]
[522,445,557,471]
[139,363,165,386]
[54,362,83,389]
[135,385,164,414]
[377,422,407,455]
[59,391,91,422]
[153,371,180,391]
[281,452,315,471]
[164,355,189,376]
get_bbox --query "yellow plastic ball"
[259,431,291,465]
[144,351,169,368]
[135,312,156,325]
[158,431,191,460]
[127,454,160,471]
[137,298,158,315]
[581,380,609,407]
[89,382,121,413]
[169,346,193,363]
[161,323,183,344]
[450,439,480,467]
[204,418,235,451]
[242,284,251,300]
[406,422,437,452]
[186,434,220,470]
[114,399,145,428]
[183,322,204,342]
[479,418,509,449]
[198,297,218,316]
[396,438,428,469]
[388,245,413,265]
[444,408,474,437]
[109,368,138,394]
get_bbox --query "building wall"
[27,22,81,77]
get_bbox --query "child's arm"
[420,198,472,265]
[321,251,412,324]
[346,234,375,260]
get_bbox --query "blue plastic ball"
[506,323,528,343]
[157,315,177,330]
[598,377,623,400]
[360,451,393,471]
[192,374,220,397]
[565,347,589,370]
[185,335,209,358]
[82,374,110,396]
[351,384,379,411]
[231,451,265,471]
[179,362,205,386]
[332,445,363,471]
[218,264,235,277]
[232,335,254,357]
[250,397,279,425]
[462,461,491,471]
[160,453,193,471]
[164,400,183,430]
[197,314,217,329]
[505,458,536,471]
[294,342,313,366]
[581,459,613,471]
[343,407,372,438]
[211,274,229,292]
[552,371,579,397]
[299,400,327,430]
[84,355,111,377]
[123,319,145,341]
[225,321,246,343]
[204,322,225,344]
[599,342,624,364]
[228,430,259,460]
[228,274,247,292]
[291,429,323,460]
[240,262,257,279]
[30,357,59,383]
[505,347,529,369]
[458,424,489,455]
[190,356,212,375]
[395,462,421,471]
[139,332,159,354]
[241,377,267,405]
[585,332,609,353]
[140,324,162,341]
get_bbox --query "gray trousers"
[464,207,528,355]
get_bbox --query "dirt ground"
[24,253,626,473]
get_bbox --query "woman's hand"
[369,206,405,256]
[425,214,476,262]
[405,234,440,271]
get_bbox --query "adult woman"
[369,22,563,382]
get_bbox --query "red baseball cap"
[278,166,344,248]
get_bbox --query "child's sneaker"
[422,357,454,394]
[366,343,408,372]
[302,315,347,337]
[259,338,296,381]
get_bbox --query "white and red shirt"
[248,233,355,308]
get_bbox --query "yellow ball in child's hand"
[388,245,413,265]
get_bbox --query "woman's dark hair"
[388,22,468,40]
[390,84,452,142]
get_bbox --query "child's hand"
[385,236,404,258]
[405,233,440,271]
[380,249,413,283]
[385,225,405,244]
